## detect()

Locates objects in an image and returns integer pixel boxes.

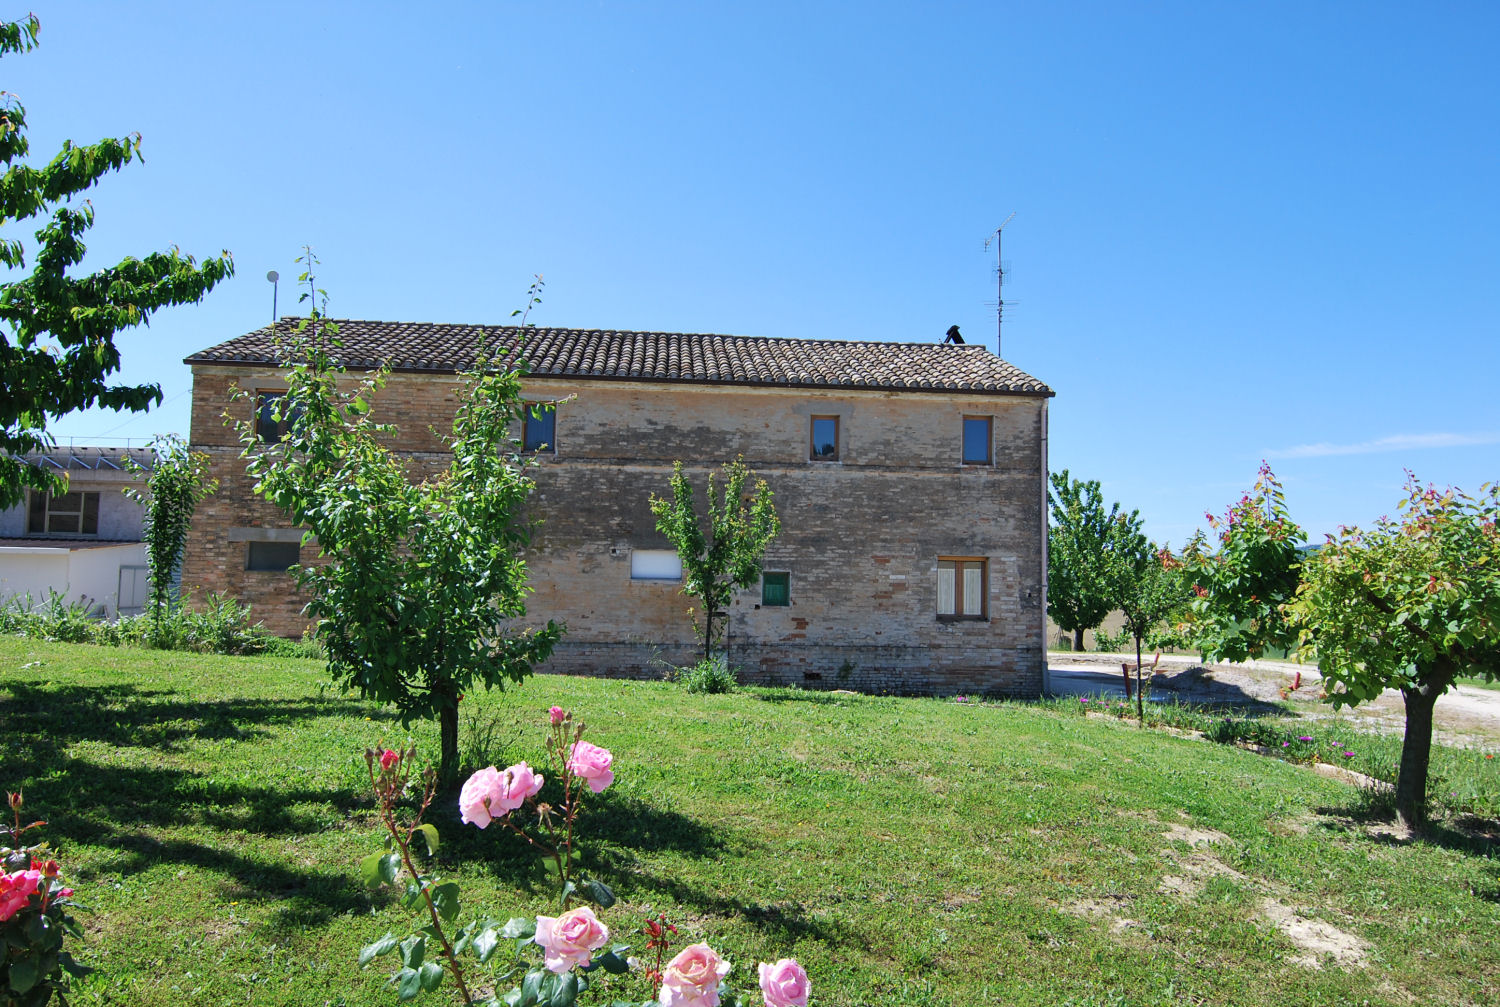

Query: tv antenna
[984,211,1016,357]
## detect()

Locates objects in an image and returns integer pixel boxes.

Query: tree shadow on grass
[1,679,397,756]
[1313,799,1500,867]
[433,789,730,886]
[750,689,861,706]
[599,862,862,950]
[2,678,390,929]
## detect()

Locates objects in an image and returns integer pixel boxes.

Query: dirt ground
[1046,652,1500,750]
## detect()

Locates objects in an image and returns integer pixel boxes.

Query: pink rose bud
[759,959,810,1007]
[534,905,610,973]
[567,740,615,793]
[549,706,567,725]
[659,943,732,1007]
[379,749,399,771]
[458,766,503,828]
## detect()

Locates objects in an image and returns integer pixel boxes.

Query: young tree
[1291,476,1500,828]
[1109,533,1189,722]
[0,15,233,509]
[649,458,780,663]
[1182,463,1306,662]
[240,265,561,784]
[123,436,217,638]
[1047,470,1141,651]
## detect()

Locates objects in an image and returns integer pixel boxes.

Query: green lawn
[3,637,1498,1007]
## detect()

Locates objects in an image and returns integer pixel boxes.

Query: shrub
[676,658,738,695]
[1093,628,1131,653]
[0,590,291,657]
[1,792,90,1006]
[359,708,808,1007]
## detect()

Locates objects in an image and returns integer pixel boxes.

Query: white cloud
[1266,432,1500,459]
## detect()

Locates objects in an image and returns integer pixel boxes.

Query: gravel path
[1047,652,1500,747]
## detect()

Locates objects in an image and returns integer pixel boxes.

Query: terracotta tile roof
[185,319,1053,396]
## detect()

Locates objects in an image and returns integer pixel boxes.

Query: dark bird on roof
[944,325,964,345]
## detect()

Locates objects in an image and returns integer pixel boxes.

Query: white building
[0,447,152,617]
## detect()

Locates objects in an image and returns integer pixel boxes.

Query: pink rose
[549,706,567,725]
[0,869,41,922]
[495,761,545,813]
[659,943,731,1007]
[758,959,809,1007]
[379,749,399,771]
[567,741,614,793]
[534,905,610,973]
[459,766,503,828]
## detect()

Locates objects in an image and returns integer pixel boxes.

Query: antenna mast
[984,211,1016,357]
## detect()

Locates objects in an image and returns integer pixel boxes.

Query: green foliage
[0,588,284,656]
[238,259,562,782]
[1182,463,1306,663]
[1291,475,1500,825]
[1046,471,1142,648]
[674,657,738,695]
[1092,627,1131,653]
[0,793,91,1007]
[0,14,233,510]
[123,436,217,638]
[649,458,780,661]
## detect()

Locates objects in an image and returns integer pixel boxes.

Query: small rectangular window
[523,403,556,453]
[26,491,100,536]
[962,416,992,465]
[762,571,790,606]
[246,541,300,572]
[630,549,682,581]
[256,391,302,444]
[810,415,839,461]
[937,557,987,619]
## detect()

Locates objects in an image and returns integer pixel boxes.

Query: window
[246,541,300,572]
[937,557,987,619]
[762,571,790,606]
[27,491,100,535]
[630,549,682,581]
[962,416,992,465]
[810,415,839,461]
[523,402,556,453]
[256,391,302,444]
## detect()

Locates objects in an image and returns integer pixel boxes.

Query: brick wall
[183,365,1049,696]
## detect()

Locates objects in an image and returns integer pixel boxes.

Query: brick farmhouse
[183,321,1055,696]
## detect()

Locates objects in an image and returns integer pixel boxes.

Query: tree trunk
[1395,660,1454,829]
[1134,634,1144,724]
[703,606,715,662]
[1074,627,1085,653]
[438,696,460,789]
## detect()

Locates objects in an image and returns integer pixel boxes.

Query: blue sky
[12,1,1498,544]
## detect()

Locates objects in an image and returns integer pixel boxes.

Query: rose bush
[357,710,811,1007]
[1,792,90,1007]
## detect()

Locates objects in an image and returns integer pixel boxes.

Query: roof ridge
[255,318,999,352]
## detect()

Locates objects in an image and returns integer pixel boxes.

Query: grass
[1046,695,1500,820]
[2,637,1498,1006]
